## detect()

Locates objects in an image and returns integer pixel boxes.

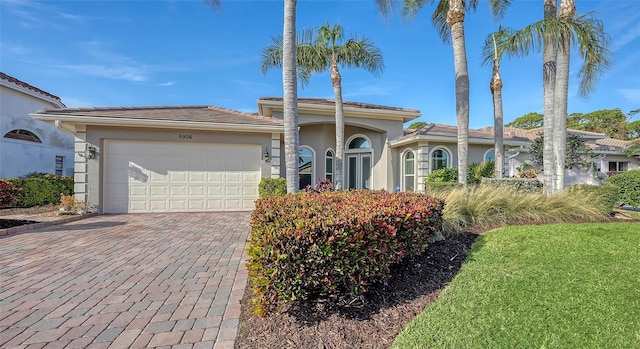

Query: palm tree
[482,28,514,178]
[206,0,300,193]
[261,23,384,190]
[499,1,610,193]
[282,0,299,193]
[377,0,511,186]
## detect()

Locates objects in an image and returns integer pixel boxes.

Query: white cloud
[617,88,640,104]
[61,96,96,108]
[63,64,148,82]
[156,81,176,87]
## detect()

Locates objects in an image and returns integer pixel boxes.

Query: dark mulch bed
[0,219,39,229]
[235,231,478,349]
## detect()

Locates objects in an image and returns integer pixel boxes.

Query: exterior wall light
[264,147,270,162]
[87,145,97,159]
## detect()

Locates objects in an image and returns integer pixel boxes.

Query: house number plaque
[178,134,193,140]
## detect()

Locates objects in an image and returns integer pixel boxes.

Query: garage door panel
[104,140,260,213]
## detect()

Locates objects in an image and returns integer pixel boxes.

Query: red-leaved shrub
[0,180,21,208]
[247,190,444,317]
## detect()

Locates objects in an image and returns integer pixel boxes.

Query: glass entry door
[347,154,372,189]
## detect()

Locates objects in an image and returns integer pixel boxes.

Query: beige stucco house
[30,97,639,214]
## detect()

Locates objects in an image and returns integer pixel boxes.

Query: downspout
[55,120,76,137]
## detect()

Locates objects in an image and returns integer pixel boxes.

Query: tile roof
[35,105,283,127]
[259,97,420,113]
[1,72,63,103]
[398,123,531,142]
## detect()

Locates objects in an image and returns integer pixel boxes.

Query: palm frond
[488,0,511,21]
[499,14,610,98]
[203,0,220,9]
[376,0,395,18]
[339,37,385,76]
[431,0,450,44]
[402,0,429,20]
[481,26,515,67]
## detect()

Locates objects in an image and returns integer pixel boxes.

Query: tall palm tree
[499,1,610,193]
[282,0,299,193]
[377,0,511,186]
[482,28,514,179]
[543,0,558,193]
[261,23,384,190]
[552,0,575,192]
[206,0,300,193]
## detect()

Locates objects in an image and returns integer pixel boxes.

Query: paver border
[0,213,99,237]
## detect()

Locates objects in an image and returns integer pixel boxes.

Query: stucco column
[270,133,281,178]
[417,144,429,193]
[73,125,88,203]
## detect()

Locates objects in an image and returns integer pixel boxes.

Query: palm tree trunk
[330,58,345,190]
[542,0,558,193]
[553,0,576,192]
[447,0,469,186]
[490,49,504,178]
[283,0,299,193]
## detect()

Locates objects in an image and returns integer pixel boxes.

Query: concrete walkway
[0,212,250,349]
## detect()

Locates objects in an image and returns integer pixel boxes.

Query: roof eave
[257,99,421,122]
[30,113,284,133]
[389,135,531,148]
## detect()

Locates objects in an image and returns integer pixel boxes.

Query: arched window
[299,146,314,190]
[402,150,415,192]
[348,137,370,150]
[431,147,450,171]
[325,149,334,182]
[484,149,495,162]
[3,129,42,143]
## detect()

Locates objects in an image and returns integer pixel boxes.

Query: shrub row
[425,161,495,185]
[606,170,640,208]
[480,177,543,194]
[247,190,444,317]
[4,174,74,207]
[0,180,21,208]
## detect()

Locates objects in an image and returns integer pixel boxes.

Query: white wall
[0,85,73,178]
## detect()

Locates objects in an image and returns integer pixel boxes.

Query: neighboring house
[503,127,640,185]
[29,97,640,214]
[0,72,73,178]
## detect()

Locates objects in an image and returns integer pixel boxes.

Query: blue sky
[1,0,638,128]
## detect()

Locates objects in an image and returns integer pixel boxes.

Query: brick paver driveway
[0,212,250,349]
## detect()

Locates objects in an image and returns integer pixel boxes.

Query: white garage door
[103,140,261,213]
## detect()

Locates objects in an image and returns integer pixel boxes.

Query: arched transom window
[4,129,42,143]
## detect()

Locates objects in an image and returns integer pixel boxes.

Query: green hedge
[258,178,287,197]
[480,178,543,194]
[566,184,619,214]
[426,162,495,185]
[6,175,74,207]
[606,170,640,208]
[248,190,444,317]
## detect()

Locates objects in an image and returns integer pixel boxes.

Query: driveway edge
[0,212,99,237]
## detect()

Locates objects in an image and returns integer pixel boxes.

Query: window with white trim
[484,149,495,162]
[608,161,628,173]
[55,156,64,175]
[431,148,450,171]
[325,149,334,182]
[4,129,42,143]
[403,150,415,192]
[299,147,314,190]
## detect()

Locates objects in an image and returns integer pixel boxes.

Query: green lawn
[393,222,640,349]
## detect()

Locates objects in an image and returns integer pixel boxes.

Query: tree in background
[530,133,595,169]
[262,22,384,190]
[506,112,544,130]
[408,121,428,129]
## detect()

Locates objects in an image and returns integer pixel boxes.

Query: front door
[347,154,371,189]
